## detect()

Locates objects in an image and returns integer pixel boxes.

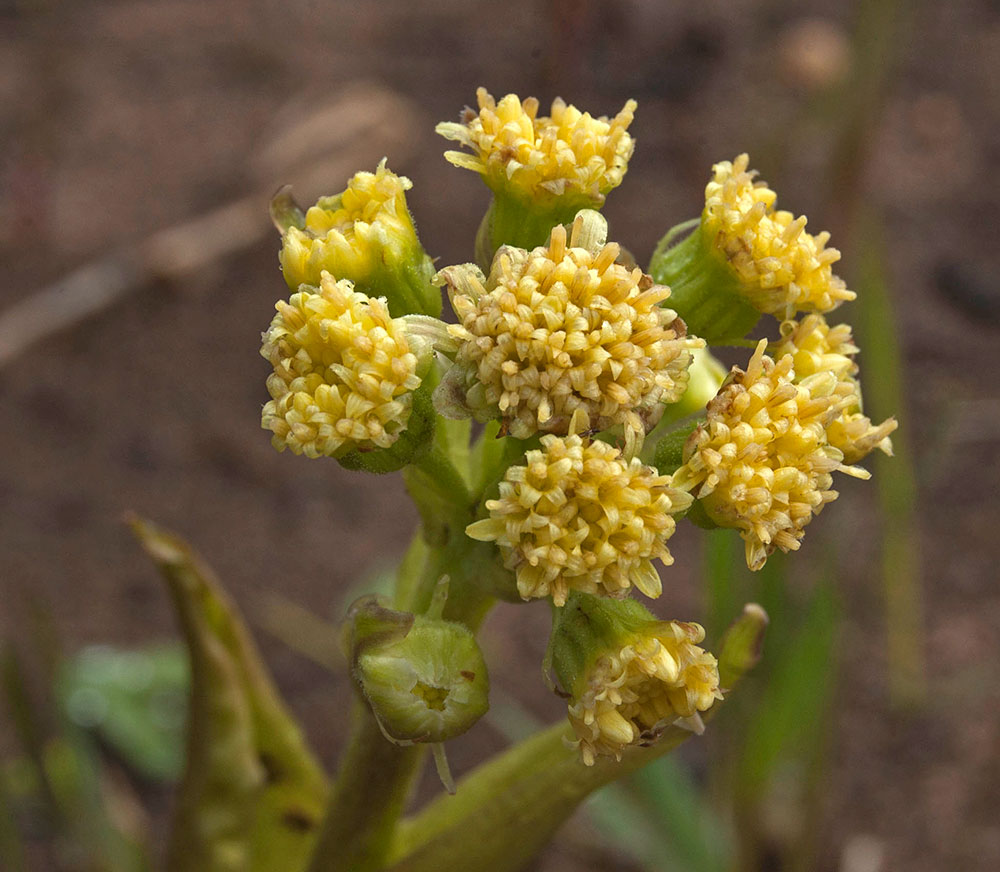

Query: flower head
[772,314,898,463]
[436,88,636,209]
[261,273,425,459]
[437,210,700,451]
[466,434,692,606]
[672,339,868,571]
[277,160,439,316]
[568,619,721,765]
[702,154,855,317]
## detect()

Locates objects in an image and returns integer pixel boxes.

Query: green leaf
[59,644,188,781]
[625,756,732,872]
[736,578,838,797]
[2,643,152,872]
[130,516,329,872]
[854,210,925,708]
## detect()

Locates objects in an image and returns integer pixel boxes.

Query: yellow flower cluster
[568,621,722,765]
[261,274,422,458]
[673,340,869,571]
[279,159,423,293]
[438,211,700,450]
[436,88,637,207]
[703,154,856,317]
[772,314,898,463]
[466,434,692,606]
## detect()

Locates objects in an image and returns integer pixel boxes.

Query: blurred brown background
[2,0,998,870]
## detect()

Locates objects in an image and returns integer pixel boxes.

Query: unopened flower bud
[347,596,489,745]
[276,159,441,317]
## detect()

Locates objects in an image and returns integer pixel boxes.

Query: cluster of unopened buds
[260,86,896,772]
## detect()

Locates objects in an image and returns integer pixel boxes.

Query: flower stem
[306,701,425,872]
[383,721,694,872]
[403,443,473,544]
[475,191,586,270]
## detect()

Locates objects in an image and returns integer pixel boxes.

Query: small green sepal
[548,593,658,699]
[649,221,761,345]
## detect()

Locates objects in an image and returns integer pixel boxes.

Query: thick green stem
[410,443,472,510]
[384,721,695,872]
[307,702,425,872]
[403,444,474,546]
[392,530,431,613]
[311,407,519,872]
[406,527,500,628]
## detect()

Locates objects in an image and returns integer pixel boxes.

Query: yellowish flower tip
[279,159,422,291]
[568,620,722,766]
[439,210,703,448]
[772,314,898,463]
[703,154,856,317]
[436,87,637,207]
[260,273,422,458]
[466,434,693,606]
[672,339,870,571]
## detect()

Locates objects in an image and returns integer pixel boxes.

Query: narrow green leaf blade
[626,756,732,872]
[131,516,329,872]
[736,578,839,797]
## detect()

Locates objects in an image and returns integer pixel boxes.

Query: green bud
[717,603,769,689]
[347,597,489,745]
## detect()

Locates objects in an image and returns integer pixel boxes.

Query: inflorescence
[466,434,692,606]
[258,89,896,766]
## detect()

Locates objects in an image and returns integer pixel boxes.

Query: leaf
[130,516,329,872]
[736,577,839,798]
[854,211,926,708]
[2,642,152,872]
[59,644,188,781]
[625,756,733,872]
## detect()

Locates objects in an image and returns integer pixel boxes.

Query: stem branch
[307,702,425,872]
